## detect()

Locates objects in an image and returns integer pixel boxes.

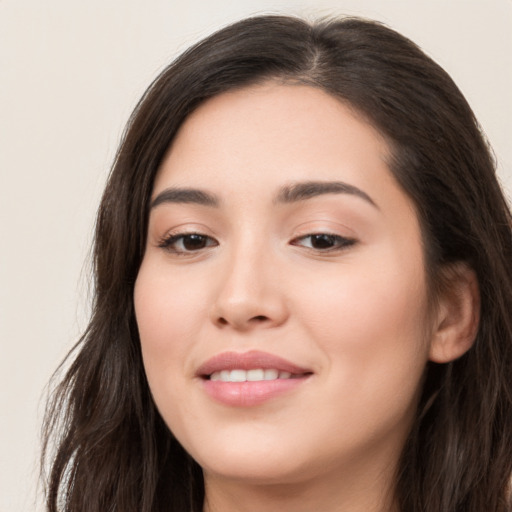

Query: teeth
[230,369,246,382]
[209,368,295,382]
[264,369,278,380]
[247,369,264,381]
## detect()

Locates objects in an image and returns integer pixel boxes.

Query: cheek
[135,258,209,340]
[134,265,212,444]
[133,260,208,394]
[295,249,431,409]
[300,255,428,335]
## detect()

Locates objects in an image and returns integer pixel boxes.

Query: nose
[210,246,289,331]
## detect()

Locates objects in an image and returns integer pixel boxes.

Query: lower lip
[201,377,309,407]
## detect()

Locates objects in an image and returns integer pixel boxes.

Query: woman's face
[134,83,435,488]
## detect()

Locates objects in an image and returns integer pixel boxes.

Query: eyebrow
[275,181,378,209]
[151,187,219,209]
[150,180,377,210]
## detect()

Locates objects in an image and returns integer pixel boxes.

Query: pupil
[183,234,206,250]
[312,234,335,249]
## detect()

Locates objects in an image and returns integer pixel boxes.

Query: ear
[429,262,480,363]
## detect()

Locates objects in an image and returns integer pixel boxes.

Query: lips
[197,350,311,378]
[196,350,312,407]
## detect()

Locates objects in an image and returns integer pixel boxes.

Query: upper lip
[196,350,311,377]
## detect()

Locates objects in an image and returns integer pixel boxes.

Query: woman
[42,15,512,512]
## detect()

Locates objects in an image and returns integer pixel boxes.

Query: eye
[158,233,218,254]
[290,233,356,251]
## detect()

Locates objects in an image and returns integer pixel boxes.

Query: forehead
[154,83,393,195]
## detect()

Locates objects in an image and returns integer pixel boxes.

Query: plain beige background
[1,1,511,511]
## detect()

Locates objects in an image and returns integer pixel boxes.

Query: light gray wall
[1,1,510,510]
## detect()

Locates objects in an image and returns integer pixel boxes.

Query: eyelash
[158,232,218,255]
[158,231,356,255]
[290,233,356,252]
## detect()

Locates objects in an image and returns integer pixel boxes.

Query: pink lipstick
[196,350,312,407]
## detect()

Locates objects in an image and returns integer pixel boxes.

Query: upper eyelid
[156,224,218,242]
[157,233,219,256]
[290,216,357,235]
[158,231,217,245]
[291,230,350,239]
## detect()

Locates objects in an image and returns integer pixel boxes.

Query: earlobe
[429,262,480,364]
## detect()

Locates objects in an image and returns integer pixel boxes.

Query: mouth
[197,350,313,407]
[208,368,308,382]
[197,349,312,379]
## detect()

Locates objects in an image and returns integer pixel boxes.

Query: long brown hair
[42,15,512,512]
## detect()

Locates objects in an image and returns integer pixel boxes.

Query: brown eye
[310,234,338,249]
[181,234,209,250]
[291,233,356,252]
[159,233,218,254]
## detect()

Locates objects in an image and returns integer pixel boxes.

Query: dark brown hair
[42,15,512,512]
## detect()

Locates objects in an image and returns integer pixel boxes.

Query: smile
[197,350,313,406]
[209,369,300,382]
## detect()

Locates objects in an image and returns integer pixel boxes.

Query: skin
[134,83,472,512]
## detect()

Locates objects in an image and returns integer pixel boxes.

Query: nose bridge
[211,232,287,330]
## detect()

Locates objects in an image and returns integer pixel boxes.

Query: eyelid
[288,218,358,247]
[157,229,219,255]
[290,232,357,252]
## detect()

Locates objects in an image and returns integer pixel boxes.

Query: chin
[200,456,312,486]
[182,429,329,486]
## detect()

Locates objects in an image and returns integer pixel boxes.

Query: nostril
[213,312,277,329]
